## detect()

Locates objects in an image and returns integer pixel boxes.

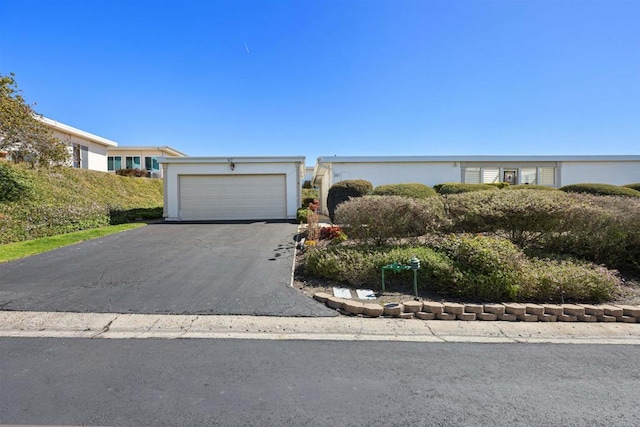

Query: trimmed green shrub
[436,183,500,194]
[302,188,318,202]
[560,183,640,198]
[372,183,437,199]
[327,179,373,222]
[624,183,640,192]
[0,162,33,202]
[508,184,559,191]
[297,207,312,223]
[443,190,576,248]
[303,245,454,288]
[433,234,527,300]
[109,207,163,224]
[522,258,618,303]
[544,194,640,273]
[301,234,620,302]
[335,195,446,245]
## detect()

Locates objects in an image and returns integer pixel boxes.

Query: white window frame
[461,164,557,187]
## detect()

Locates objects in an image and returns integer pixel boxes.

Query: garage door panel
[179,175,286,221]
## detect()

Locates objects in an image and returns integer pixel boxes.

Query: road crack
[91,315,119,339]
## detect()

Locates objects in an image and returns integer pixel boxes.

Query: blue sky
[1,0,638,161]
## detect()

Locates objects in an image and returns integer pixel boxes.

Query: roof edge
[39,116,118,147]
[108,146,188,156]
[317,155,640,163]
[159,156,306,164]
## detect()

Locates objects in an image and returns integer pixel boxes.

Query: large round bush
[443,189,575,247]
[326,179,373,222]
[335,195,446,245]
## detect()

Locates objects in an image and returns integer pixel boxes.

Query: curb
[1,311,640,344]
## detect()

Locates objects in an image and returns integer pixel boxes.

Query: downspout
[161,162,169,218]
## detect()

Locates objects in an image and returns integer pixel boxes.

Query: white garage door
[179,174,287,221]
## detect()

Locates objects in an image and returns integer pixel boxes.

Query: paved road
[0,223,334,317]
[1,338,638,426]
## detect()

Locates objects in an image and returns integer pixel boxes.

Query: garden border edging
[313,293,640,323]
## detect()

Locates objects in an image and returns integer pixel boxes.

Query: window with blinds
[482,168,499,183]
[464,167,481,184]
[521,168,537,185]
[539,167,555,186]
[462,166,557,186]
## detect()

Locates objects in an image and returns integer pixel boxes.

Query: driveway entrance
[0,223,335,317]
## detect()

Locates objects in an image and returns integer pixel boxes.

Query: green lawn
[0,223,146,263]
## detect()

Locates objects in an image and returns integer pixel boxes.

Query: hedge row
[330,190,640,273]
[560,183,640,198]
[303,235,619,303]
[372,183,437,199]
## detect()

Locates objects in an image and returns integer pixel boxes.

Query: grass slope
[0,162,163,244]
[0,223,146,263]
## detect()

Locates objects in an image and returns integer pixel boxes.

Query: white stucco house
[312,155,640,215]
[160,156,305,221]
[40,117,118,171]
[106,146,187,178]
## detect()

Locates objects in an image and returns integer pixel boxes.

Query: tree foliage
[0,72,69,166]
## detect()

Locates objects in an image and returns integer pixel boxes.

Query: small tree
[0,72,69,167]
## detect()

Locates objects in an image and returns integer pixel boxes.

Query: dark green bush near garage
[560,183,640,198]
[372,183,437,199]
[108,207,163,224]
[326,179,373,222]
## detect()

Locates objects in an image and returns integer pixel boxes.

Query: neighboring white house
[160,156,305,221]
[106,146,187,178]
[303,166,314,187]
[313,155,640,215]
[40,117,118,172]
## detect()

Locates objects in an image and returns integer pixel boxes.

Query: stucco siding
[315,161,461,215]
[560,161,640,187]
[329,162,461,187]
[53,130,109,172]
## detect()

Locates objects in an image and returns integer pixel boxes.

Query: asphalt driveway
[0,223,336,317]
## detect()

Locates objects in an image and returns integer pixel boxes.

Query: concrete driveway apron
[0,223,336,317]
